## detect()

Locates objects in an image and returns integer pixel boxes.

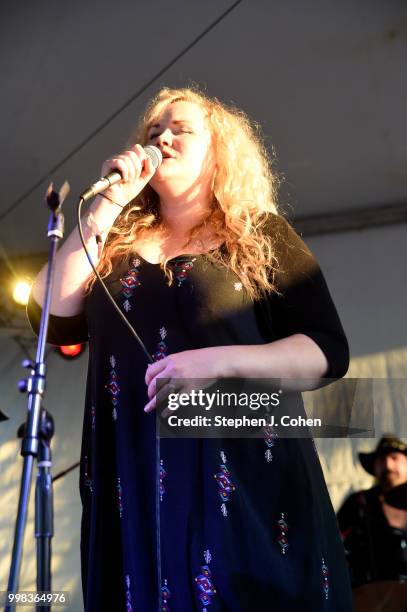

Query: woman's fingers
[144,378,176,413]
[140,154,155,180]
[101,144,152,187]
[132,144,157,180]
[102,156,130,182]
[147,368,170,400]
[124,149,143,182]
[96,143,158,206]
[145,358,167,387]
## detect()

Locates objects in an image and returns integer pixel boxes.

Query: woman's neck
[158,191,213,236]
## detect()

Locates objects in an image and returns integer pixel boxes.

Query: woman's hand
[144,347,223,413]
[143,337,331,413]
[100,144,156,207]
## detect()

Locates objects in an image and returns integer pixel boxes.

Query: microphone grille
[144,145,163,169]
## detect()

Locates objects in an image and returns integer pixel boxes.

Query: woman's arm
[210,334,329,384]
[257,214,350,380]
[144,337,329,409]
[31,144,156,316]
[145,215,349,405]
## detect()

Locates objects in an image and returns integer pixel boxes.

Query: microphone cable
[76,195,154,364]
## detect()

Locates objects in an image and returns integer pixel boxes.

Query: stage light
[12,280,32,306]
[57,344,85,359]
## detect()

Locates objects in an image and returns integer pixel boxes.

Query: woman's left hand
[144,347,225,413]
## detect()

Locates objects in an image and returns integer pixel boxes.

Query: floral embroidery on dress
[195,549,216,610]
[160,459,166,501]
[91,405,96,432]
[173,258,196,287]
[234,282,242,291]
[276,512,289,554]
[153,327,168,361]
[120,258,142,312]
[124,574,133,611]
[161,578,171,611]
[263,424,278,463]
[83,455,93,494]
[214,451,235,517]
[321,557,329,600]
[117,476,123,518]
[106,355,120,421]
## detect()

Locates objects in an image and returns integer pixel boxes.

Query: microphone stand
[5,183,68,612]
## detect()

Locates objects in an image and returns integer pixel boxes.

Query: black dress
[28,214,353,611]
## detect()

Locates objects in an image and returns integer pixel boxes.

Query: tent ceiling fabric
[1,0,406,256]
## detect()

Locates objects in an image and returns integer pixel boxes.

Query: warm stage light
[58,344,84,359]
[12,280,32,306]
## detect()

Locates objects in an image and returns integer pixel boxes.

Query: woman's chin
[151,164,175,180]
[150,167,186,190]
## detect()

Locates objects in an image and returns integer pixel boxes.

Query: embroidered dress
[28,214,352,611]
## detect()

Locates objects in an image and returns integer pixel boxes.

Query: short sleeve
[259,214,349,378]
[26,295,89,346]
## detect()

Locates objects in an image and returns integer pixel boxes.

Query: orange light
[58,344,84,359]
[12,280,32,306]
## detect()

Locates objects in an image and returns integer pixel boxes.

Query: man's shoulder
[345,485,380,504]
[351,485,379,496]
[338,486,380,517]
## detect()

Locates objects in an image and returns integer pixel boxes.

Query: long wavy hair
[90,86,284,300]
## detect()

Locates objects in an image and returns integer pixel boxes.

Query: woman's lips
[161,149,176,159]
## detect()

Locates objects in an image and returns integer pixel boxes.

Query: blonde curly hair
[90,86,284,300]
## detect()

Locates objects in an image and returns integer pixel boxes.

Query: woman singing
[28,87,352,611]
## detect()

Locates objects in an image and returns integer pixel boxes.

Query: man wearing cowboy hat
[337,435,407,587]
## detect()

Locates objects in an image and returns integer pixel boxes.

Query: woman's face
[146,100,215,194]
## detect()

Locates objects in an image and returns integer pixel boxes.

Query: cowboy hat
[359,435,407,476]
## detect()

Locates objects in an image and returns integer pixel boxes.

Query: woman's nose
[156,128,173,146]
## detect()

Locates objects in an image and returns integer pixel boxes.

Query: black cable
[77,196,153,363]
[53,461,80,482]
[27,200,156,489]
[0,0,243,224]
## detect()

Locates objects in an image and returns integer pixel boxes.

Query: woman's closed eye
[149,128,192,139]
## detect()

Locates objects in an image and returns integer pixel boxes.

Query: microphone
[80,145,162,202]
